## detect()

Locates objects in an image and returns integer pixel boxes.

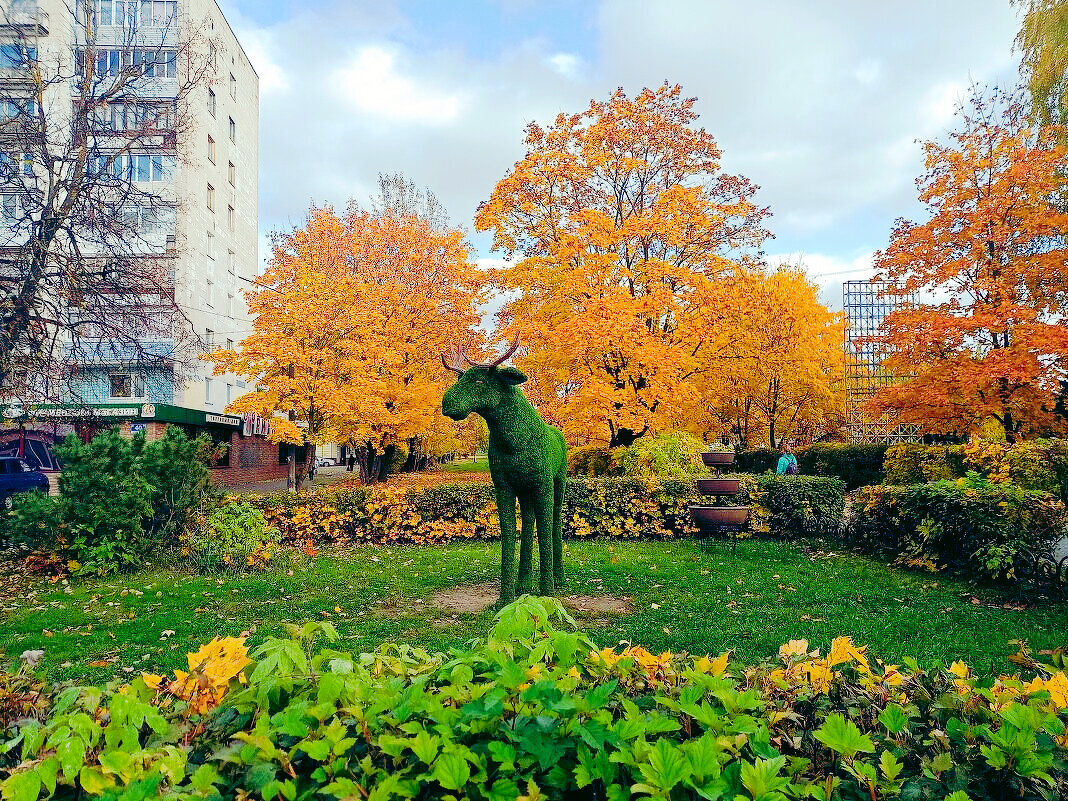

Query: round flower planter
[688,505,750,527]
[695,477,740,495]
[701,451,736,468]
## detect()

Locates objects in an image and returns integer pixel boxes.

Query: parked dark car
[0,456,49,508]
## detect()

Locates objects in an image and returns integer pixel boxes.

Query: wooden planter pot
[702,451,736,468]
[688,505,750,528]
[695,477,741,495]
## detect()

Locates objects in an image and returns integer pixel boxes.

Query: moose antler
[440,349,465,376]
[462,336,521,369]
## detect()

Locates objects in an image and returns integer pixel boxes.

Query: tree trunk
[610,426,646,448]
[402,437,420,472]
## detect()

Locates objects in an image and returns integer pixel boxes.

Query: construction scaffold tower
[843,280,921,444]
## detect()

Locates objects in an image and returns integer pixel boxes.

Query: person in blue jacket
[776,442,799,475]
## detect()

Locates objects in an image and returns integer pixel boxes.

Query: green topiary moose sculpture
[441,338,566,604]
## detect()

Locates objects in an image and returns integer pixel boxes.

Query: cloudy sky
[216,0,1022,308]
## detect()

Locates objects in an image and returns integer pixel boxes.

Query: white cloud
[332,46,465,125]
[768,251,877,310]
[547,52,580,77]
[237,28,289,94]
[225,0,1023,288]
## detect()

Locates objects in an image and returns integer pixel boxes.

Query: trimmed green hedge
[736,443,887,488]
[849,477,1067,582]
[249,475,847,545]
[883,443,966,485]
[737,475,847,538]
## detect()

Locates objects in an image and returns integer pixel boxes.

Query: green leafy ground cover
[3,539,1065,684]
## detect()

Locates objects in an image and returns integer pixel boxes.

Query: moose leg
[495,485,518,606]
[516,497,535,595]
[552,472,565,586]
[534,484,556,596]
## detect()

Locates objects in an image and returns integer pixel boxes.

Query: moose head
[440,338,527,421]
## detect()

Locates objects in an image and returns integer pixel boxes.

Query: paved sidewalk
[226,464,358,495]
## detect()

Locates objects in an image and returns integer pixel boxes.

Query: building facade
[0,0,294,484]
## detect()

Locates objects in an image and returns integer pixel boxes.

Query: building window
[206,230,215,258]
[228,117,235,142]
[227,205,235,231]
[94,101,175,132]
[207,134,215,164]
[227,250,235,274]
[0,44,36,69]
[77,48,177,78]
[228,161,235,186]
[109,373,131,399]
[226,338,234,351]
[206,183,215,211]
[94,2,177,28]
[226,383,233,404]
[206,281,214,307]
[207,88,216,118]
[229,72,236,99]
[92,153,175,182]
[204,377,212,404]
[227,293,234,317]
[0,194,20,225]
[205,328,215,347]
[0,98,37,119]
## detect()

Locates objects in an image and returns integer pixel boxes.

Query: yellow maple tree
[703,266,845,448]
[206,204,483,482]
[475,83,770,447]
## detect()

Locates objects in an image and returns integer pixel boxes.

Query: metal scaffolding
[843,281,921,444]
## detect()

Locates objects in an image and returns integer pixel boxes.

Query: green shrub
[3,491,60,548]
[566,445,622,476]
[184,501,280,573]
[796,442,888,488]
[850,474,1066,582]
[737,475,847,538]
[736,444,887,487]
[0,427,221,574]
[619,431,705,477]
[136,425,221,541]
[735,448,777,473]
[965,438,1068,502]
[3,598,1066,801]
[53,430,154,575]
[883,442,965,485]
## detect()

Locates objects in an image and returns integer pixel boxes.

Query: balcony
[0,9,48,37]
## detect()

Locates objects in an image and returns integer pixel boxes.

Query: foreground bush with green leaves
[850,474,1066,582]
[3,597,1067,800]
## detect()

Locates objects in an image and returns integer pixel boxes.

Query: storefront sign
[242,413,272,438]
[206,413,241,427]
[131,423,147,434]
[35,407,139,419]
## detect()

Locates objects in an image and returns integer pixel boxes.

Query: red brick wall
[212,434,296,487]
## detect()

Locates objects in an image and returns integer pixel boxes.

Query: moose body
[441,345,566,603]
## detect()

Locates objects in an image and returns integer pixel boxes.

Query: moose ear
[496,366,528,385]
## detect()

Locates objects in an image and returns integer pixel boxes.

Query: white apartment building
[0,0,263,470]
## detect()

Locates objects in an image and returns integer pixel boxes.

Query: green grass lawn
[3,538,1065,683]
[441,455,490,473]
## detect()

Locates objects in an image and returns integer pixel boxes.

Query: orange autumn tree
[475,83,770,447]
[870,88,1068,440]
[207,204,482,484]
[706,266,845,448]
